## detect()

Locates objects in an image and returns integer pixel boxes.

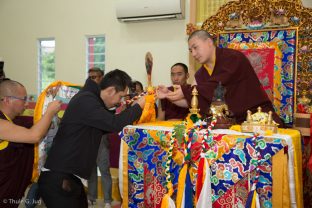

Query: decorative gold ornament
[207,82,234,129]
[210,103,229,118]
[298,90,311,105]
[189,86,200,114]
[241,107,279,134]
[225,11,245,30]
[186,23,199,35]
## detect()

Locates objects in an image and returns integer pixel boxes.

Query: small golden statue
[207,82,235,129]
[189,86,200,115]
[241,107,278,134]
[298,90,311,106]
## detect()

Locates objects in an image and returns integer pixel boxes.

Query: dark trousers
[38,171,88,208]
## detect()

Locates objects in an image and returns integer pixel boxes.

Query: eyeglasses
[1,96,28,102]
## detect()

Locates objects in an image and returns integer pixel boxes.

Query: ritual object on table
[136,52,156,124]
[186,86,208,129]
[241,106,278,134]
[207,82,235,129]
[189,86,200,115]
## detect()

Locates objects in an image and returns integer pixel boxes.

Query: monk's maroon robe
[161,86,190,120]
[0,112,34,208]
[182,47,284,126]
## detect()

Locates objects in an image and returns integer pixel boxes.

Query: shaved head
[188,30,213,42]
[0,80,25,98]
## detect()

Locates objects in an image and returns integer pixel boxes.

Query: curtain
[196,0,232,25]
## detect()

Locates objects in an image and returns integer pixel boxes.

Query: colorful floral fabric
[219,29,297,125]
[32,81,81,180]
[120,126,287,207]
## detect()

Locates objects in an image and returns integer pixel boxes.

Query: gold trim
[218,26,299,34]
[122,140,129,208]
[294,28,299,113]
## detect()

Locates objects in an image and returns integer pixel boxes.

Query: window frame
[86,35,106,76]
[37,38,56,94]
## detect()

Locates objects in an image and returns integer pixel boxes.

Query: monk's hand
[156,85,169,99]
[46,100,62,115]
[166,85,184,101]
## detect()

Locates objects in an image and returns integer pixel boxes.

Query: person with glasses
[0,79,61,208]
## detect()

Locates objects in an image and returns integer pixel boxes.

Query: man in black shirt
[38,69,145,208]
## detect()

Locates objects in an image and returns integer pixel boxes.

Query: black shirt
[45,79,142,179]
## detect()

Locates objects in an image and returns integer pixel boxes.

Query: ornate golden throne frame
[188,0,312,126]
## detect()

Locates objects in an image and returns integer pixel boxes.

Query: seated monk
[157,30,284,127]
[157,63,190,121]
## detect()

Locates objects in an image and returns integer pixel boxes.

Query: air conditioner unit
[116,0,185,22]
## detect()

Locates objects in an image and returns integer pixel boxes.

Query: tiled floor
[88,200,121,208]
[18,199,121,208]
[18,168,122,207]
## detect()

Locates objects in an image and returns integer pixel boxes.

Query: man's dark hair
[188,30,214,42]
[0,78,10,84]
[99,69,132,92]
[88,67,104,76]
[171,63,188,74]
[0,61,5,80]
[132,81,143,92]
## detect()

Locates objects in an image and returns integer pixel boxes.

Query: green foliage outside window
[41,51,55,91]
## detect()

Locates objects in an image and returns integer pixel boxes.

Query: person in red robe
[158,30,284,126]
[157,63,190,121]
[0,80,61,208]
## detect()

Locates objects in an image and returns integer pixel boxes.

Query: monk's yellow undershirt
[0,112,12,150]
[203,54,216,76]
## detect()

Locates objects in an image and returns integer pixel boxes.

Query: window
[86,36,105,73]
[38,39,55,93]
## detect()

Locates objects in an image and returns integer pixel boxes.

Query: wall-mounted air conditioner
[116,0,185,22]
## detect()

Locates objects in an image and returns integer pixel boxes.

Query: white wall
[0,0,190,95]
[302,0,312,8]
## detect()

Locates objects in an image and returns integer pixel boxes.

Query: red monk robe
[161,85,190,121]
[181,47,284,127]
[0,111,34,208]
